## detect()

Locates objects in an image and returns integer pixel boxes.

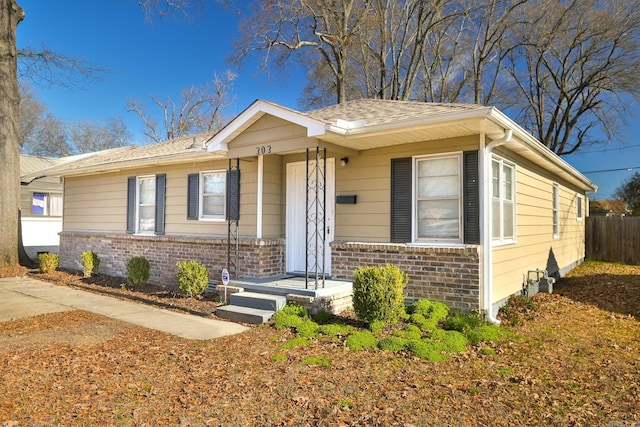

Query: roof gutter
[481,129,513,325]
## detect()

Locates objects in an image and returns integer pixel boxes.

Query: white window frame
[199,170,226,221]
[552,183,560,238]
[576,194,583,221]
[491,156,516,245]
[412,153,463,243]
[31,192,63,217]
[136,175,156,234]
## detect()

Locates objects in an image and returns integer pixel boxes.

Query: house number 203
[256,145,272,155]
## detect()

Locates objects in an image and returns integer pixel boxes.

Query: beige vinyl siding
[492,150,587,303]
[63,160,259,238]
[332,135,480,242]
[262,155,284,238]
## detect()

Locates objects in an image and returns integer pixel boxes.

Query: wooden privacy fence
[586,216,640,265]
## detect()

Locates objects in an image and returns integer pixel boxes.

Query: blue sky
[17,0,640,199]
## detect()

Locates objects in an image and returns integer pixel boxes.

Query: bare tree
[505,0,640,155]
[70,117,130,153]
[128,71,236,143]
[0,0,24,267]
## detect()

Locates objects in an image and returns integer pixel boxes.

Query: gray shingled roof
[306,99,485,127]
[22,131,218,179]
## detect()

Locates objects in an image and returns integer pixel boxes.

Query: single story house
[34,99,597,318]
[19,154,65,260]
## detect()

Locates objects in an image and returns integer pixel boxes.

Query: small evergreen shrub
[312,310,332,323]
[393,324,422,341]
[440,330,469,354]
[271,353,287,362]
[281,301,309,319]
[318,323,354,336]
[408,299,450,330]
[443,312,484,333]
[295,320,320,338]
[465,324,513,345]
[345,331,379,351]
[175,260,209,297]
[38,253,59,273]
[281,337,311,349]
[378,336,409,352]
[368,319,386,334]
[126,256,150,288]
[272,311,304,330]
[407,339,450,362]
[352,264,407,324]
[81,250,100,277]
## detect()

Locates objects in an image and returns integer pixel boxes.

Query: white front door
[286,159,335,275]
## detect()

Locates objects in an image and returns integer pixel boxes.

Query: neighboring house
[589,199,630,217]
[35,99,596,318]
[19,155,65,260]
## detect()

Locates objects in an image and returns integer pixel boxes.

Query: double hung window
[491,157,515,243]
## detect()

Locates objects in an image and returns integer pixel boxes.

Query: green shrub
[38,253,59,273]
[300,356,331,367]
[480,347,496,356]
[126,256,150,288]
[318,323,354,336]
[281,302,309,319]
[407,339,450,362]
[465,324,513,345]
[281,337,311,349]
[271,353,287,362]
[175,260,209,297]
[443,311,484,333]
[440,330,469,354]
[295,320,320,338]
[272,311,304,330]
[368,319,386,334]
[81,250,100,277]
[407,299,450,330]
[345,331,379,351]
[352,264,407,324]
[378,336,409,352]
[394,324,423,341]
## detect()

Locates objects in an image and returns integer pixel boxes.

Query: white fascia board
[207,100,327,153]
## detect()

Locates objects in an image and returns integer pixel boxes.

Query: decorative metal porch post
[305,147,327,289]
[227,158,240,279]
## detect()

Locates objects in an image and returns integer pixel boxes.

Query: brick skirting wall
[59,232,285,288]
[330,241,481,312]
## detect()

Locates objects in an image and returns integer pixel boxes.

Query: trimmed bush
[394,324,422,341]
[272,311,304,330]
[281,337,311,349]
[408,299,450,331]
[281,302,309,319]
[352,264,407,325]
[300,356,331,367]
[295,320,320,338]
[440,330,469,354]
[38,253,59,273]
[176,260,209,297]
[81,250,100,277]
[368,319,386,334]
[346,331,379,351]
[126,256,150,288]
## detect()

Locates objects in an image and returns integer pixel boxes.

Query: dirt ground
[0,261,638,426]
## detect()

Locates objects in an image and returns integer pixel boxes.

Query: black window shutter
[126,176,136,234]
[187,173,199,220]
[391,157,412,243]
[227,169,240,221]
[463,150,480,244]
[155,173,166,235]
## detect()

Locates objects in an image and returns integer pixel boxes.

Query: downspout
[481,129,513,324]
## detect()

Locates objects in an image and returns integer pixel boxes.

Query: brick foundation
[330,241,481,312]
[59,232,285,288]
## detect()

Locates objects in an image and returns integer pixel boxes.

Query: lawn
[0,261,638,426]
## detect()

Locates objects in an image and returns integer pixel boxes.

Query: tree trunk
[0,0,24,267]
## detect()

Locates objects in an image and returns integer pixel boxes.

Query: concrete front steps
[215,291,286,325]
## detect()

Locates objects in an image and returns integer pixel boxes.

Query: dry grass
[0,261,638,426]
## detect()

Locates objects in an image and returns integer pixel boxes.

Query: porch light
[340,157,349,166]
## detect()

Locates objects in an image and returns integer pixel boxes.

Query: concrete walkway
[0,277,248,340]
